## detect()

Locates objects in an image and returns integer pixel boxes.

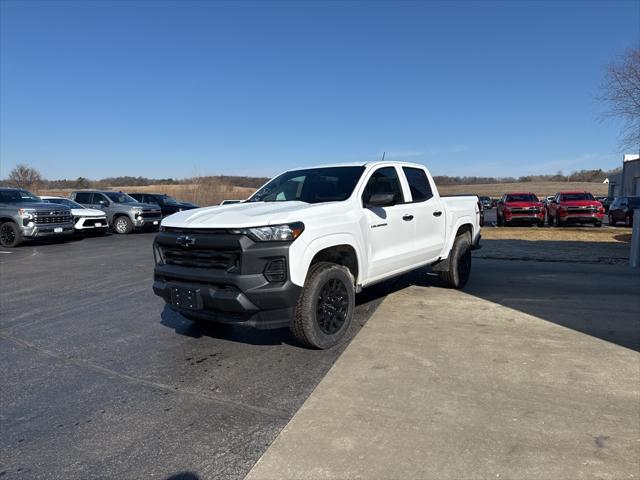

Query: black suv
[127,193,198,217]
[609,196,640,227]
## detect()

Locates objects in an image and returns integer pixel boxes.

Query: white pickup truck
[153,161,481,348]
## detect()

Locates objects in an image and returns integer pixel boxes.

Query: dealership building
[608,154,640,197]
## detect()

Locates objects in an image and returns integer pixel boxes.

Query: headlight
[233,222,304,242]
[132,207,143,214]
[18,208,34,219]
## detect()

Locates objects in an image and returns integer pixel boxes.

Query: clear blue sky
[1,0,638,180]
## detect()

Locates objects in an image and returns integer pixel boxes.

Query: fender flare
[440,215,474,260]
[289,233,365,287]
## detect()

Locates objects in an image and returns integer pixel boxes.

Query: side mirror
[366,192,396,208]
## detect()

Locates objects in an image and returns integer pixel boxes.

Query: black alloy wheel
[0,222,21,248]
[316,278,349,335]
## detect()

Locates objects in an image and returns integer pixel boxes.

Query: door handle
[433,211,443,217]
[402,214,414,221]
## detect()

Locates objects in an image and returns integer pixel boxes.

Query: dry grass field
[482,226,631,243]
[438,181,608,198]
[40,183,256,207]
[38,180,608,207]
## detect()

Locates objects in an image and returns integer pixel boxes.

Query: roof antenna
[381,151,386,161]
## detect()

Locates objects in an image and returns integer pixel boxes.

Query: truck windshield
[105,192,138,203]
[159,195,180,205]
[248,166,365,204]
[560,193,595,201]
[505,194,538,202]
[45,198,83,209]
[0,190,42,203]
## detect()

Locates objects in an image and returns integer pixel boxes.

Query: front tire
[291,262,355,349]
[438,232,472,289]
[609,214,616,226]
[113,216,133,234]
[0,221,23,248]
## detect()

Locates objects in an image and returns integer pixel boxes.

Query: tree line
[433,167,621,186]
[1,164,622,192]
[0,165,269,190]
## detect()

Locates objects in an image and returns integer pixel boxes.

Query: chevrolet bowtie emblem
[176,235,196,247]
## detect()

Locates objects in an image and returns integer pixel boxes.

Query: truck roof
[296,160,429,170]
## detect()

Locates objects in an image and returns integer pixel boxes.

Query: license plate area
[170,286,202,310]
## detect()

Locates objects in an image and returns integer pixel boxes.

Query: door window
[362,167,404,205]
[74,192,93,203]
[95,194,110,205]
[402,167,433,202]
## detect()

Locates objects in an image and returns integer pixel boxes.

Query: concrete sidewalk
[247,260,640,480]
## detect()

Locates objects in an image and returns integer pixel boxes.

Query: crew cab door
[400,166,446,262]
[361,166,416,280]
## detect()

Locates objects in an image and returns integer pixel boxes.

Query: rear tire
[537,220,545,228]
[113,216,133,234]
[291,262,355,349]
[497,214,503,227]
[625,215,631,227]
[438,232,472,289]
[594,222,602,228]
[609,214,616,226]
[0,221,23,248]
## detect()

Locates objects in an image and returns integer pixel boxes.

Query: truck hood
[162,201,336,228]
[70,208,106,217]
[3,202,70,212]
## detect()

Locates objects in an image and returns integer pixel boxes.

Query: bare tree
[7,164,43,190]
[599,48,640,151]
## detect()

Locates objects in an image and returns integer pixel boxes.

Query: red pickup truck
[546,191,604,227]
[496,192,545,227]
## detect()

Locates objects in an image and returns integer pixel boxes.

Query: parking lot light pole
[631,208,640,268]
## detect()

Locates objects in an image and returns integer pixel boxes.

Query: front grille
[511,207,540,214]
[34,210,72,224]
[160,246,240,270]
[139,212,161,219]
[566,206,597,213]
[83,218,107,227]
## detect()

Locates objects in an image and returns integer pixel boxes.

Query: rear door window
[402,167,433,202]
[74,192,93,203]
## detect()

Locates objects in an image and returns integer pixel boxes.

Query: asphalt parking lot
[1,231,639,479]
[0,232,384,480]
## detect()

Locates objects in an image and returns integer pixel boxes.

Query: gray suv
[70,190,162,234]
[0,187,74,247]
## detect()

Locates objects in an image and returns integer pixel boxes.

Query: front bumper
[558,213,604,224]
[134,216,162,228]
[152,231,302,329]
[21,222,75,238]
[505,212,545,222]
[75,217,109,230]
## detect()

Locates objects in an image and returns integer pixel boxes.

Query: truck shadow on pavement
[159,278,397,348]
[161,244,640,353]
